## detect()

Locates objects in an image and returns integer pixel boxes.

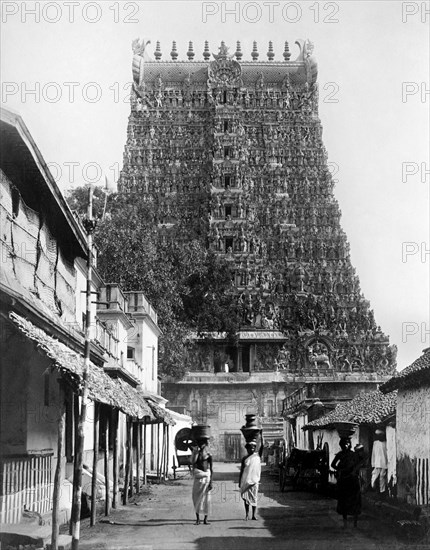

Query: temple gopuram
[118,39,397,460]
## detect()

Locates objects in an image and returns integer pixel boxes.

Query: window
[127,347,135,359]
[225,237,233,251]
[223,91,227,104]
[224,146,230,158]
[225,205,232,219]
[224,175,231,188]
[224,120,229,133]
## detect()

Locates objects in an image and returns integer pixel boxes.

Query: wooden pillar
[90,402,100,526]
[165,424,170,478]
[143,418,147,486]
[123,419,131,505]
[158,424,164,483]
[163,424,167,479]
[104,410,110,516]
[150,424,154,471]
[129,422,134,498]
[136,424,141,494]
[51,384,66,550]
[156,423,161,481]
[112,410,119,509]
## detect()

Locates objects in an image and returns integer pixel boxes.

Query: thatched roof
[10,312,174,423]
[303,389,397,430]
[380,348,430,393]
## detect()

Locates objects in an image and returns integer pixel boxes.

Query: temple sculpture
[118,39,396,459]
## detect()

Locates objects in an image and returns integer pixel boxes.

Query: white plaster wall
[397,386,430,460]
[296,414,309,450]
[83,400,95,452]
[386,425,397,485]
[128,317,159,393]
[168,412,192,474]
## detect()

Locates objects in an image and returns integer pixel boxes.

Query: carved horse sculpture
[307,345,331,368]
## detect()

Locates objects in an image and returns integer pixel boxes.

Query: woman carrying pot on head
[331,437,364,528]
[191,437,213,525]
[238,429,264,521]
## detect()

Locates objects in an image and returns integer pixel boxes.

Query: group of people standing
[191,430,264,524]
[191,428,387,528]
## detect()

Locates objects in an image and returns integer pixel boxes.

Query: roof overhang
[0,107,88,258]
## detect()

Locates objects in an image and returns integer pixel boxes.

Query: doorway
[241,345,250,372]
[224,433,242,462]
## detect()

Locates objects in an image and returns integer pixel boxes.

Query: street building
[0,108,187,537]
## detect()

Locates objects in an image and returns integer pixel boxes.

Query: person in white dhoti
[239,431,264,520]
[191,438,213,525]
[371,429,388,496]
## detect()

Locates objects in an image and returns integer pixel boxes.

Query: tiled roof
[380,349,430,392]
[10,312,157,421]
[304,390,397,430]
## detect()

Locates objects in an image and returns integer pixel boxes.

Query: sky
[1,0,429,371]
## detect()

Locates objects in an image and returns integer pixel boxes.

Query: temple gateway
[118,39,397,460]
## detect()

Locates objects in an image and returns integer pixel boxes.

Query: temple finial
[235,41,242,61]
[267,41,274,61]
[283,41,291,61]
[251,41,259,61]
[154,41,162,61]
[187,41,195,60]
[170,41,178,61]
[203,40,210,61]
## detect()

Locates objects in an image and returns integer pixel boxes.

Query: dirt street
[77,463,426,550]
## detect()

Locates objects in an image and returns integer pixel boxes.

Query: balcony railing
[95,318,119,359]
[126,358,142,381]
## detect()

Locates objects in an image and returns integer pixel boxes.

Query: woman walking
[191,437,213,525]
[239,430,264,521]
[331,437,363,528]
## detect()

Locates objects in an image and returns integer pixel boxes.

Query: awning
[144,397,176,426]
[10,312,155,420]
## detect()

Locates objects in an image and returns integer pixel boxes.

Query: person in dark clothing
[331,437,364,528]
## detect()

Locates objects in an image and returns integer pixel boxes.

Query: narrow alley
[77,464,425,550]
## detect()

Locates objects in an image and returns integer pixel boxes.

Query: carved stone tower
[118,39,396,459]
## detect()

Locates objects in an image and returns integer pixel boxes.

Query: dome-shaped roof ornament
[283,41,291,61]
[251,41,259,61]
[154,41,162,61]
[203,40,210,61]
[235,41,243,61]
[267,41,274,61]
[187,41,195,60]
[170,41,178,61]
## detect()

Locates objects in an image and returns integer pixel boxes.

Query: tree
[66,187,240,378]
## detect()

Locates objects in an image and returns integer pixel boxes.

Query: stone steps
[261,417,284,442]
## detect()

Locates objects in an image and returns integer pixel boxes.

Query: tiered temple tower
[118,39,397,459]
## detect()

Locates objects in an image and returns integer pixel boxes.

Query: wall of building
[128,316,159,393]
[1,326,60,455]
[163,381,288,461]
[396,385,430,505]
